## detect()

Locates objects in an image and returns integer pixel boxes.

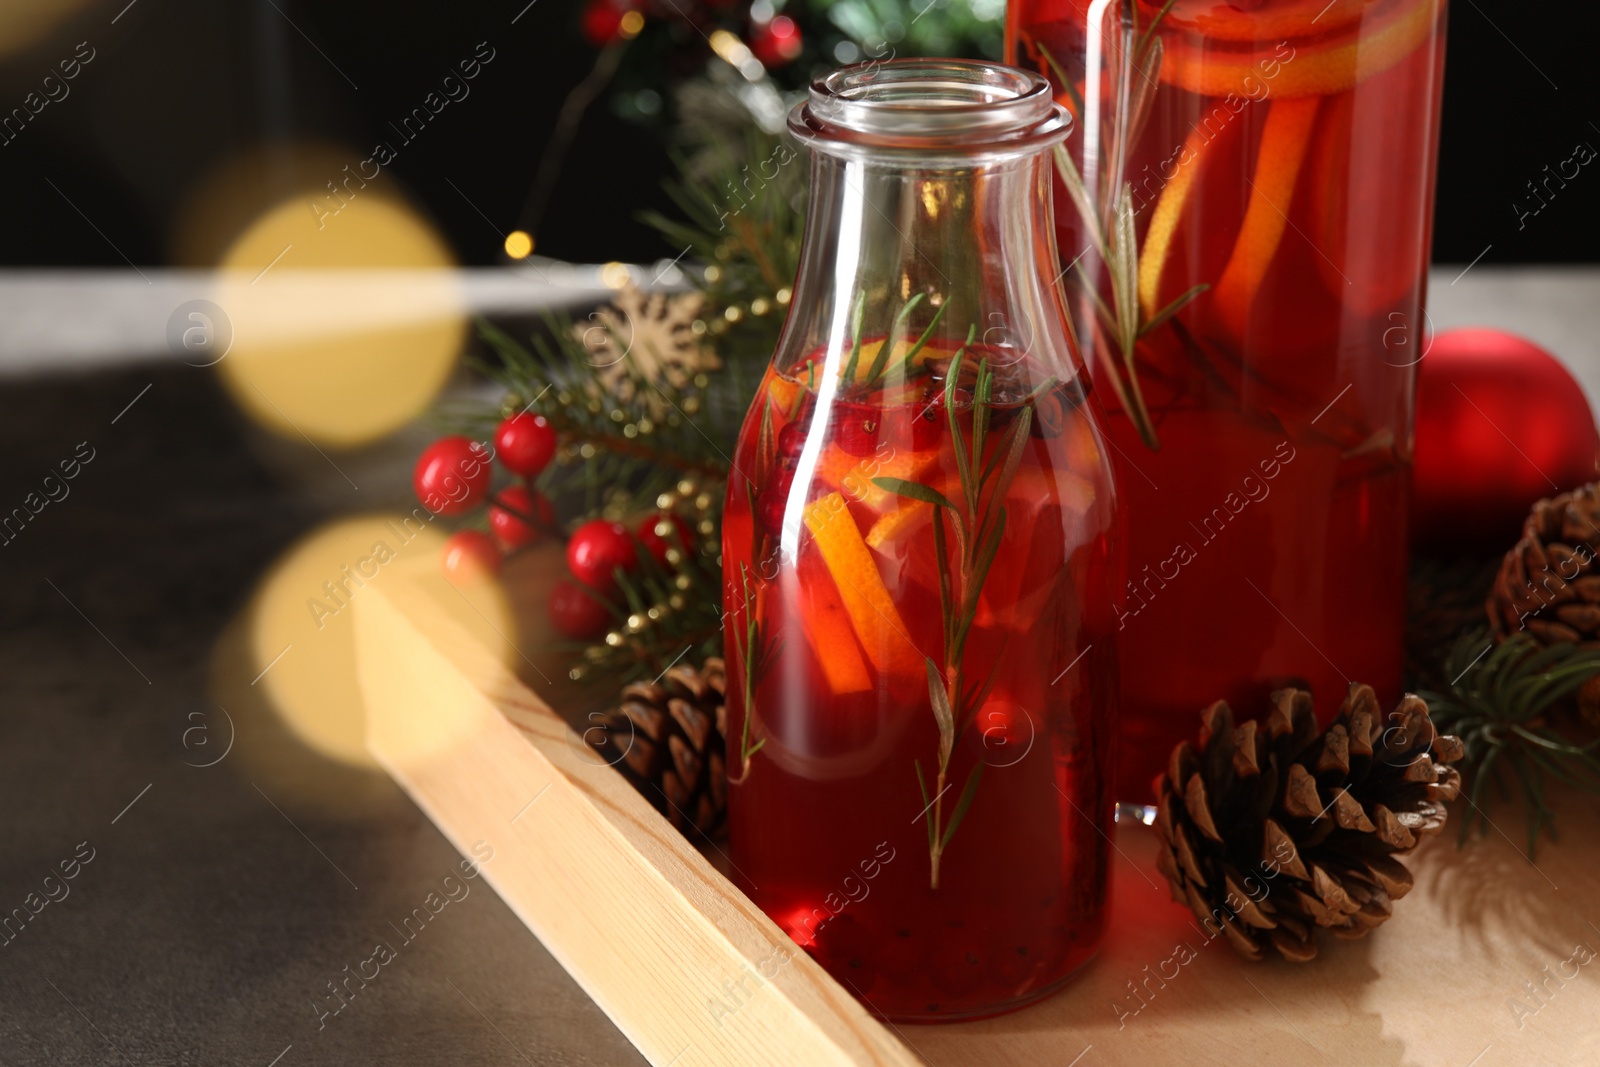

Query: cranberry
[566,520,638,590]
[549,578,611,639]
[440,530,502,584]
[638,513,693,567]
[832,401,885,457]
[777,421,808,460]
[494,411,559,477]
[414,436,493,516]
[755,470,796,535]
[489,485,556,552]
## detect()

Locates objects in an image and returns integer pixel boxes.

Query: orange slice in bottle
[848,337,963,386]
[1211,95,1321,340]
[794,550,873,697]
[1137,123,1214,318]
[1157,0,1441,101]
[817,442,937,512]
[1150,0,1367,42]
[767,373,800,418]
[803,492,922,679]
[865,499,932,553]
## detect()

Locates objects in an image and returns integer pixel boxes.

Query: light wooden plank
[355,572,921,1067]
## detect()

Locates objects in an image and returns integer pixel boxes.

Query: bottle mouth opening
[792,59,1070,153]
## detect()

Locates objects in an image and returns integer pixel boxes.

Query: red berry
[567,520,637,589]
[750,15,802,68]
[755,470,796,535]
[414,436,493,516]
[440,530,502,584]
[638,513,693,567]
[832,401,884,457]
[549,579,611,639]
[490,486,556,552]
[494,412,559,478]
[777,421,808,460]
[580,0,631,46]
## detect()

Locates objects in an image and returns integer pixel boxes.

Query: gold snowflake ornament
[574,285,721,415]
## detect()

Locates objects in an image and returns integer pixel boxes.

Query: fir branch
[1421,630,1600,857]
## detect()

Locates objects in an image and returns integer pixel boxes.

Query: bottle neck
[773,145,1076,384]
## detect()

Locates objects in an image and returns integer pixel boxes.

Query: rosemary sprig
[1421,630,1600,856]
[1036,9,1206,452]
[874,350,1036,889]
[729,561,772,782]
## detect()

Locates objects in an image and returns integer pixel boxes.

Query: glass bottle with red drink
[1005,0,1448,792]
[721,60,1121,1021]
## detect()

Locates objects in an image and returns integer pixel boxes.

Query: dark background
[0,0,1593,271]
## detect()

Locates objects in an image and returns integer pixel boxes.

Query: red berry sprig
[414,436,493,516]
[566,520,638,591]
[490,485,557,552]
[494,412,558,479]
[549,579,611,639]
[441,530,502,585]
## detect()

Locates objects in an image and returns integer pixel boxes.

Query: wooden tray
[355,556,1600,1067]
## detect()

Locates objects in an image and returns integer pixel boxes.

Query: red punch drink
[723,61,1121,1020]
[1006,0,1448,792]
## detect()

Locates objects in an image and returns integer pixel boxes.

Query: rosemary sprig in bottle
[874,348,1046,889]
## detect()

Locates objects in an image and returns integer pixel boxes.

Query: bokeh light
[214,514,511,772]
[504,229,534,259]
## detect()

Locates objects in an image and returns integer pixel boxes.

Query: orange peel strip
[1152,0,1366,43]
[865,500,931,552]
[803,492,921,679]
[1158,0,1439,100]
[1137,122,1215,317]
[1212,95,1321,339]
[797,562,873,696]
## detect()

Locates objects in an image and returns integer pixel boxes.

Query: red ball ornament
[567,519,638,589]
[489,486,556,552]
[494,412,558,478]
[750,15,802,68]
[581,0,633,46]
[638,513,693,567]
[441,530,502,584]
[414,436,492,516]
[1414,328,1600,545]
[549,579,611,640]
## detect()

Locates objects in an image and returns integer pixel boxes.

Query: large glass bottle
[1005,0,1448,792]
[721,60,1120,1021]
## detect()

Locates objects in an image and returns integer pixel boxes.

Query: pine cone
[586,657,728,836]
[1487,483,1600,723]
[1153,685,1464,962]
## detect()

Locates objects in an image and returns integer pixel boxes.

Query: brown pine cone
[586,658,728,836]
[1487,483,1600,723]
[1153,685,1463,962]
[1488,483,1600,646]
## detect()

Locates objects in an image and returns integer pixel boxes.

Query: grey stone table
[0,266,1594,1066]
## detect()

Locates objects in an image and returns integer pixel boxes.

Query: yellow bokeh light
[504,230,534,259]
[619,10,645,38]
[211,182,464,448]
[220,514,512,769]
[599,261,632,289]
